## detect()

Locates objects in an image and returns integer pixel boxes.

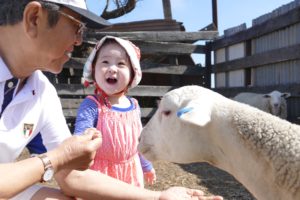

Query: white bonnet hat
[82,35,142,89]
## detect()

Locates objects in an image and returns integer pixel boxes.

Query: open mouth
[106,77,117,84]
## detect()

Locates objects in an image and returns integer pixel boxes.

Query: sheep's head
[263,90,290,116]
[138,86,221,164]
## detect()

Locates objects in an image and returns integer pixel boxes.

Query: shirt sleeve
[139,153,153,172]
[74,97,98,135]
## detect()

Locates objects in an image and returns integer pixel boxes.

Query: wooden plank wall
[210,2,300,124]
[49,30,218,132]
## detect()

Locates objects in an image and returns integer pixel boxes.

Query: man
[0,0,223,199]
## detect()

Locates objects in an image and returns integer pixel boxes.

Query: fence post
[205,42,212,88]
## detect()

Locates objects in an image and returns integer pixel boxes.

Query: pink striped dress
[88,95,144,187]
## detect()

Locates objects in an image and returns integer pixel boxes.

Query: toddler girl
[74,36,156,187]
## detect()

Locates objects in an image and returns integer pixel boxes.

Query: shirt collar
[0,57,13,83]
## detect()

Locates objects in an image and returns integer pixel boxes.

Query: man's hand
[51,128,102,171]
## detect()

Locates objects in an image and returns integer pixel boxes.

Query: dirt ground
[147,161,255,200]
[20,150,255,200]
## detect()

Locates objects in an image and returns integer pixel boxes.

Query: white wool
[138,86,300,200]
[233,90,290,119]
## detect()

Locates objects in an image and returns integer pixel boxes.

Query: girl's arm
[55,168,223,200]
[139,153,153,172]
[74,97,98,135]
[139,153,156,185]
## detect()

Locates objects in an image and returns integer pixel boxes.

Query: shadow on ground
[146,161,255,200]
[178,162,255,200]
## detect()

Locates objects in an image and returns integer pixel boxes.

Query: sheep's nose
[138,136,141,142]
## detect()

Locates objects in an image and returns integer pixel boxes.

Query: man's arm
[0,130,102,199]
[0,156,47,198]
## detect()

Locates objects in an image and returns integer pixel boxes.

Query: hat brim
[65,5,111,29]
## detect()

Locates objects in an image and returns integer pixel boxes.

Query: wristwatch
[38,154,54,182]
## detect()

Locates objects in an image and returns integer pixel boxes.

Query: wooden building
[48,0,218,131]
[211,0,300,124]
[47,0,300,132]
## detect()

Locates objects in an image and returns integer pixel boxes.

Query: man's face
[33,6,84,74]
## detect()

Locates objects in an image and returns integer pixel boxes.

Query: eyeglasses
[57,10,87,38]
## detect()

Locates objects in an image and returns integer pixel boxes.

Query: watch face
[43,168,54,182]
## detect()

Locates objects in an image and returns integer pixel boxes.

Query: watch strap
[39,154,52,169]
[38,154,53,182]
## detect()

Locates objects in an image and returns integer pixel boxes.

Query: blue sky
[86,0,293,34]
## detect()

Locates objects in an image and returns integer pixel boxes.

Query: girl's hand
[144,168,156,185]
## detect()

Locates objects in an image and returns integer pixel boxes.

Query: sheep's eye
[162,110,171,116]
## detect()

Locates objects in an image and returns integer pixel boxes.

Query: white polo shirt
[0,57,71,199]
[0,57,71,162]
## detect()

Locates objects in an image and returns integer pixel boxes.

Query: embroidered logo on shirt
[23,123,34,138]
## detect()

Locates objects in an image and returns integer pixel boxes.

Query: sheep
[233,90,291,119]
[138,85,300,200]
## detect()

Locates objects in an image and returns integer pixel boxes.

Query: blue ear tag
[177,107,194,117]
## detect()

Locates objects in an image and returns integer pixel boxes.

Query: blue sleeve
[74,97,98,135]
[139,153,153,172]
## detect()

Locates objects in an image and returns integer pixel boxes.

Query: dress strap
[86,95,108,111]
[86,95,99,105]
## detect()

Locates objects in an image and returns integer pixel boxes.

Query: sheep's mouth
[139,148,157,161]
[138,144,157,159]
[139,147,150,155]
[138,143,152,154]
[106,77,117,84]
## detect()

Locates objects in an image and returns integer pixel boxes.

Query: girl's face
[94,42,132,96]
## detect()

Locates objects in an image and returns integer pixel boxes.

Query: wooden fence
[48,1,300,131]
[48,27,218,132]
[209,1,300,124]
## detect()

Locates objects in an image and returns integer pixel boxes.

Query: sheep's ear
[176,101,211,126]
[282,93,291,98]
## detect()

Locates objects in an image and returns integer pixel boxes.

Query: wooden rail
[88,31,219,42]
[52,26,215,130]
[55,84,176,97]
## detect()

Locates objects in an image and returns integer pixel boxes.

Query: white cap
[83,36,142,89]
[43,0,110,28]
